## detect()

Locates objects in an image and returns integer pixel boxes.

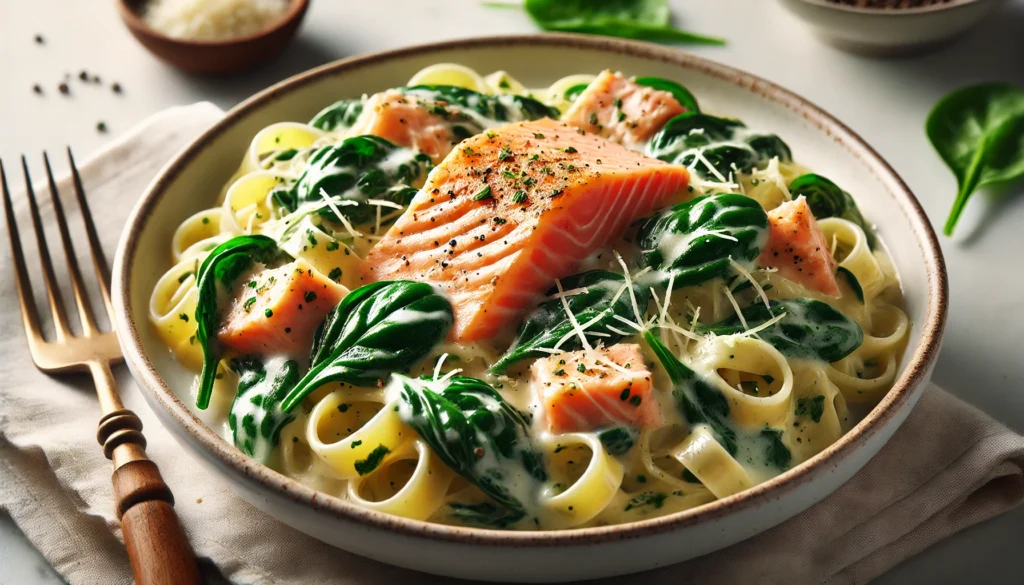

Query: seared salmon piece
[363,118,689,342]
[532,344,662,433]
[219,258,348,356]
[563,70,686,149]
[759,196,840,296]
[347,89,459,161]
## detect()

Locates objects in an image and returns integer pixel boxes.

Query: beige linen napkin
[2,104,1023,585]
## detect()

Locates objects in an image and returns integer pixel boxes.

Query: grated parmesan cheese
[318,188,363,240]
[554,279,594,352]
[728,257,771,310]
[143,0,290,42]
[720,280,748,330]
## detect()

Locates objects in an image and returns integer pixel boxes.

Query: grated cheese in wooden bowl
[143,0,290,42]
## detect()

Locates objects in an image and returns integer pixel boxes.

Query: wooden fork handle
[98,409,204,585]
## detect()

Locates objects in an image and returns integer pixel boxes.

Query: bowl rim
[788,0,989,16]
[112,33,948,547]
[116,0,310,47]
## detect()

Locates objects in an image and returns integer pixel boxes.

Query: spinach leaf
[563,82,591,103]
[837,267,864,304]
[647,332,793,471]
[227,356,298,463]
[310,98,365,132]
[400,85,559,123]
[280,280,453,411]
[636,193,769,287]
[624,492,668,511]
[491,270,650,374]
[644,331,737,454]
[396,374,547,525]
[761,428,791,470]
[271,148,300,163]
[646,112,791,179]
[447,501,524,529]
[598,426,638,456]
[795,395,826,423]
[698,298,863,363]
[354,444,391,476]
[518,0,725,46]
[272,135,430,225]
[788,173,875,249]
[194,235,281,410]
[634,76,699,113]
[926,83,1024,235]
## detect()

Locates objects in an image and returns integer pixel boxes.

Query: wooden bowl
[117,0,310,75]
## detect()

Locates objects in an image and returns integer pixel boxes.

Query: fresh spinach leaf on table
[925,83,1024,235]
[486,0,725,46]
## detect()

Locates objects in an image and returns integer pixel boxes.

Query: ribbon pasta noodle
[539,432,624,527]
[695,336,794,429]
[673,425,755,499]
[819,217,886,301]
[148,63,911,530]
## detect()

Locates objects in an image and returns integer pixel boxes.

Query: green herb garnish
[925,83,1024,235]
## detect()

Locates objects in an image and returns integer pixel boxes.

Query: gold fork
[1,150,202,585]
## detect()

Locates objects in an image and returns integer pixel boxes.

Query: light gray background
[2,0,1023,583]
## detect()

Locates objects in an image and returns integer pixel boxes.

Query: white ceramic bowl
[779,0,1006,56]
[111,35,948,582]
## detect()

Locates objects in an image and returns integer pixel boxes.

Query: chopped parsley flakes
[354,444,391,476]
[473,185,493,201]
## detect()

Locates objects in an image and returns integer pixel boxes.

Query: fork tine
[44,152,99,335]
[2,159,46,346]
[22,155,72,341]
[67,147,114,321]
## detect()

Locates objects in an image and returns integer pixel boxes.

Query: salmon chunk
[563,70,686,149]
[532,344,662,433]
[363,118,689,342]
[219,258,348,356]
[759,196,839,296]
[347,89,459,161]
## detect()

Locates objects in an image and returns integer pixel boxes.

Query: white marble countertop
[2,0,1023,583]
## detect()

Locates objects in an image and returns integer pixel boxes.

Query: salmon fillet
[363,118,689,342]
[347,89,458,161]
[219,258,348,356]
[759,196,839,296]
[531,344,662,433]
[563,70,685,149]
